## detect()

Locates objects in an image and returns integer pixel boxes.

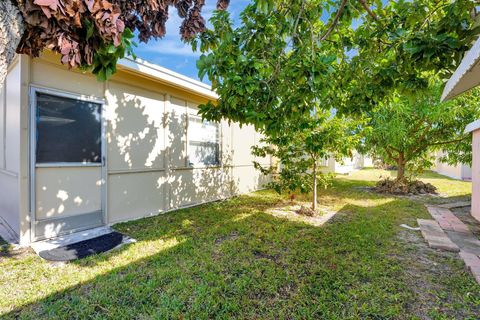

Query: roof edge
[441,36,480,102]
[465,119,480,133]
[118,57,218,100]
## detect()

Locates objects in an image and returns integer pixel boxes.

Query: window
[35,92,102,164]
[188,115,220,166]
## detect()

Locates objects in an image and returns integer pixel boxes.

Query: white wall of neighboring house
[320,152,372,174]
[432,151,472,180]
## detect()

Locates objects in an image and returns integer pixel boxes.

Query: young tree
[362,84,480,181]
[252,110,358,210]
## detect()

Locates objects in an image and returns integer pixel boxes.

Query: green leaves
[362,83,480,176]
[90,27,136,82]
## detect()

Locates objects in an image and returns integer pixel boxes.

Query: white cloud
[137,38,200,57]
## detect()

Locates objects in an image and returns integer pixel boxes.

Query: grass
[0,169,479,319]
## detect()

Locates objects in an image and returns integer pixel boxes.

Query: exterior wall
[433,151,472,180]
[26,53,271,233]
[0,58,21,242]
[472,130,480,222]
[321,152,370,174]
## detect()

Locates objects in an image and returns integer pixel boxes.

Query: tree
[195,0,480,131]
[0,1,23,87]
[362,83,480,181]
[194,0,355,135]
[252,110,358,210]
[0,0,230,86]
[340,0,480,114]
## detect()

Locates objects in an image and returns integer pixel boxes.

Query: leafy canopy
[195,0,480,130]
[195,0,356,135]
[340,0,480,113]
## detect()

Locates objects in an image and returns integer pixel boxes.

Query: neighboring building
[432,151,472,181]
[441,36,480,222]
[0,52,272,245]
[320,152,373,174]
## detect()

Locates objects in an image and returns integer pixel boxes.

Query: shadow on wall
[104,88,264,218]
[33,85,270,237]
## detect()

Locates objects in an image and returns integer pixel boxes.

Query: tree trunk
[0,0,24,89]
[397,152,406,181]
[312,159,317,211]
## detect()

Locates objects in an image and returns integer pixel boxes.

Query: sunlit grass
[0,170,478,319]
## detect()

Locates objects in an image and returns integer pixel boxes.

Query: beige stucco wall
[472,130,480,222]
[0,59,22,242]
[22,52,271,234]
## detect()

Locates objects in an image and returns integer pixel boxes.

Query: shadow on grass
[6,188,479,319]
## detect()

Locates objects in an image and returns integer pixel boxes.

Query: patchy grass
[1,170,479,319]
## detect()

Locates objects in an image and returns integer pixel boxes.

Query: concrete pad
[31,226,136,255]
[459,251,480,284]
[437,201,471,209]
[450,232,480,256]
[418,219,460,252]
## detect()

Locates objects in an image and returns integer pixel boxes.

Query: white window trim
[186,112,222,169]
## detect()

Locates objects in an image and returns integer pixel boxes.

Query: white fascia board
[465,119,480,134]
[441,37,480,102]
[118,57,218,100]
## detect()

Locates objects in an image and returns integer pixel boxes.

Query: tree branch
[320,0,348,41]
[385,146,399,162]
[358,0,379,21]
[427,135,470,147]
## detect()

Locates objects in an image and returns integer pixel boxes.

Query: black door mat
[38,232,125,261]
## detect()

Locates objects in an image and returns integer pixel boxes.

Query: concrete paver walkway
[418,204,480,285]
[417,219,459,252]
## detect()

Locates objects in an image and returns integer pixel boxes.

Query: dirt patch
[267,203,337,227]
[375,178,437,195]
[395,228,479,319]
[252,250,280,264]
[0,244,30,260]
[214,231,239,246]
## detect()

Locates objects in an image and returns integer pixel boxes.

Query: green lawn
[0,170,479,319]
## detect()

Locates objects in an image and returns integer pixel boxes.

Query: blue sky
[135,1,251,83]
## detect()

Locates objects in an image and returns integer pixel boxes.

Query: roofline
[118,57,218,100]
[465,119,480,134]
[441,36,480,102]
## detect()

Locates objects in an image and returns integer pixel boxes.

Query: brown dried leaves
[17,0,125,68]
[15,0,229,70]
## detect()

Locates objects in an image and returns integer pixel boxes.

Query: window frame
[186,112,222,168]
[31,87,106,168]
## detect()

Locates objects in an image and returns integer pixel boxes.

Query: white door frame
[29,85,107,242]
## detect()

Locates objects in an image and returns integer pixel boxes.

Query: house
[441,36,480,222]
[432,151,472,181]
[320,152,373,174]
[0,52,272,245]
